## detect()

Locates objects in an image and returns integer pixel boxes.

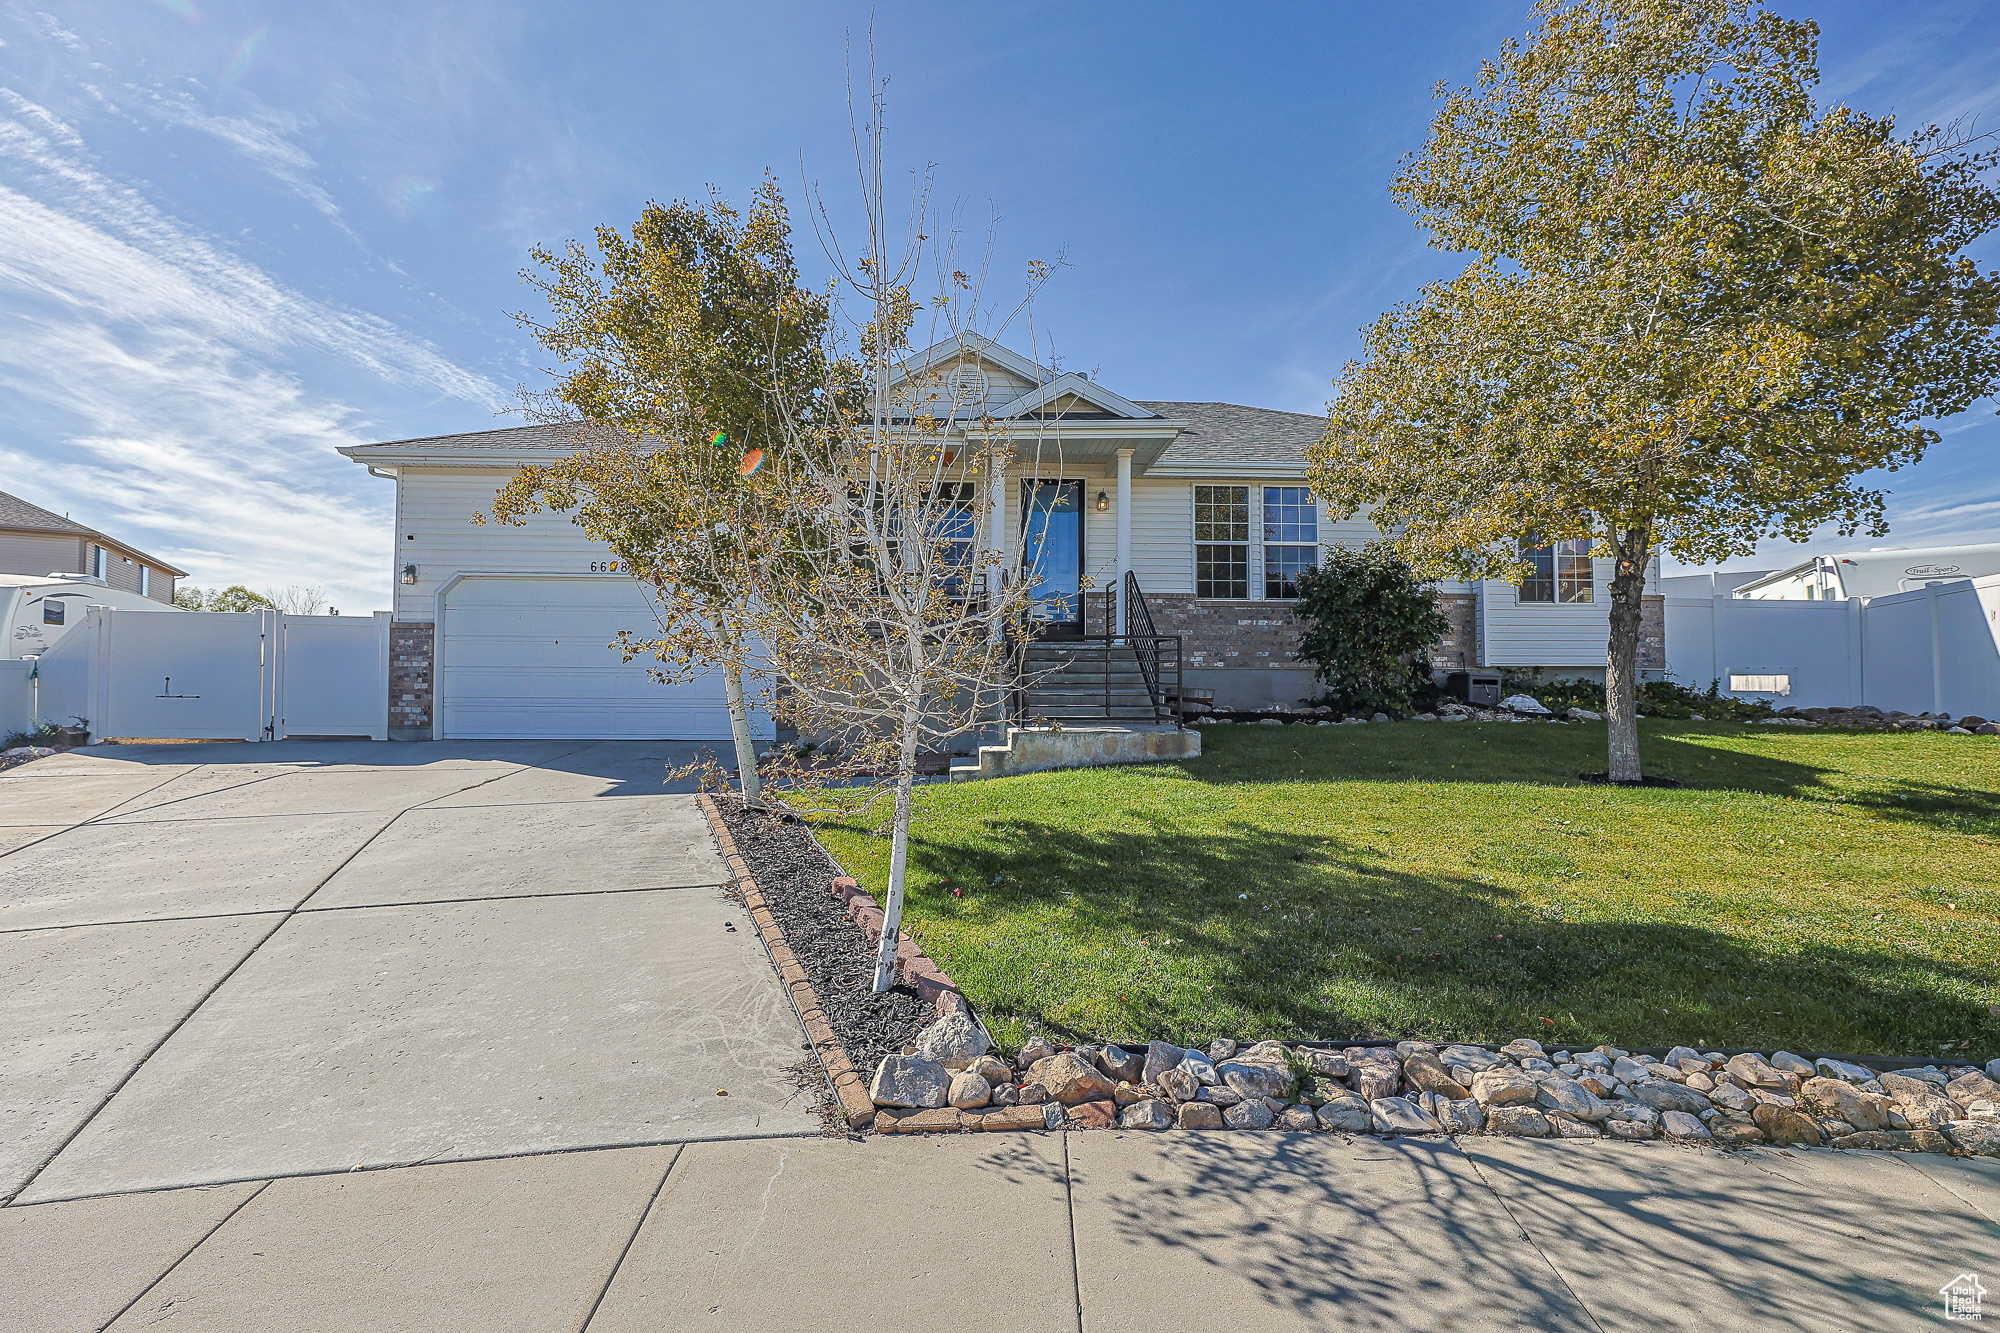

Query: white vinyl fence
[1667,575,2000,716]
[30,607,390,742]
[1,659,31,737]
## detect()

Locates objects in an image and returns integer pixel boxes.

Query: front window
[1518,538,1594,603]
[93,545,107,579]
[1194,485,1249,598]
[1262,486,1317,598]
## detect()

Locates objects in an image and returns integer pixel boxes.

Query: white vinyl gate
[434,575,759,741]
[31,607,390,742]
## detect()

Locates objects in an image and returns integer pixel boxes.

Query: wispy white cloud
[136,88,350,230]
[0,88,500,609]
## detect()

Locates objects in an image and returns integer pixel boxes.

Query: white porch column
[985,444,1009,627]
[1115,447,1134,637]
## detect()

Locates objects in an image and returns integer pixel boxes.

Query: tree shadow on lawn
[1186,723,1844,798]
[1841,779,2000,838]
[901,818,1998,1061]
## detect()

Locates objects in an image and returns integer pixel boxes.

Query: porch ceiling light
[401,563,418,585]
[1095,491,1110,513]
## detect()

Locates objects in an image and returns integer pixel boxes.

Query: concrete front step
[953,724,1200,780]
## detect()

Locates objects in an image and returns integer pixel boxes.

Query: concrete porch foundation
[953,724,1199,780]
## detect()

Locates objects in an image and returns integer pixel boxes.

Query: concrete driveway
[0,740,820,1206]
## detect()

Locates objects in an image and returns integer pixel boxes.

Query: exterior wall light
[1095,491,1110,513]
[401,564,418,585]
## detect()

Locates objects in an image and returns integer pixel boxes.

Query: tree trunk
[1604,525,1651,783]
[871,720,922,992]
[722,665,764,809]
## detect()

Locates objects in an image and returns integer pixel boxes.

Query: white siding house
[341,335,1665,737]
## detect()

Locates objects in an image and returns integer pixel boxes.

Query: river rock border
[865,1026,2000,1156]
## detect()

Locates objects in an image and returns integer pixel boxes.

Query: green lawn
[809,721,2000,1061]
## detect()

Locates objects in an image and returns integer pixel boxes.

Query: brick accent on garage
[390,621,435,738]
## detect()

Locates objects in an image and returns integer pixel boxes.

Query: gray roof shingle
[0,488,97,535]
[342,422,597,455]
[1137,402,1324,464]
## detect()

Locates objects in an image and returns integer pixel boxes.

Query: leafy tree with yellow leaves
[1311,0,2000,781]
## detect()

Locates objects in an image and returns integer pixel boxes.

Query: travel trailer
[1734,542,2000,601]
[2,573,182,659]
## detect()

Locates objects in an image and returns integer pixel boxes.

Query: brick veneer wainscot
[390,621,434,733]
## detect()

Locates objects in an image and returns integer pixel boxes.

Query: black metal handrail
[1123,571,1169,720]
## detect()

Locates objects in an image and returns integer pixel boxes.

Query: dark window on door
[43,600,65,625]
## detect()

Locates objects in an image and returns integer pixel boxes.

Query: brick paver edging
[697,794,882,1130]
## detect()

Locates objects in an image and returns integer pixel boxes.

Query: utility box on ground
[1444,671,1503,708]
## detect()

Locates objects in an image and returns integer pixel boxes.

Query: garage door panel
[438,578,764,741]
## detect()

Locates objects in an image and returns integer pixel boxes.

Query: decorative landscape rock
[1801,1077,1893,1131]
[1177,1050,1220,1086]
[1099,1044,1146,1082]
[1630,1080,1711,1115]
[1017,1036,1058,1066]
[1178,1101,1224,1129]
[1223,1099,1276,1130]
[1945,1121,2000,1156]
[1354,1064,1401,1102]
[1316,1092,1373,1132]
[1537,1077,1611,1121]
[1299,1048,1350,1078]
[1705,1080,1755,1112]
[1120,1098,1175,1130]
[913,1013,991,1070]
[1769,1051,1815,1077]
[1471,1069,1539,1106]
[1034,1052,1118,1106]
[1751,1102,1822,1146]
[1141,1041,1185,1085]
[1157,1068,1199,1102]
[1278,1105,1319,1132]
[871,1054,951,1109]
[1724,1053,1789,1090]
[1208,1038,1237,1061]
[1197,1085,1243,1106]
[948,1070,993,1109]
[1662,1111,1711,1141]
[1219,1060,1292,1101]
[1948,1071,2000,1108]
[1401,1052,1470,1099]
[1370,1096,1443,1135]
[1486,1106,1553,1137]
[1815,1057,1875,1084]
[1068,1100,1118,1129]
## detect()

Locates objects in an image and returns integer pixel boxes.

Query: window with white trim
[1517,537,1594,603]
[140,566,151,597]
[1194,485,1249,598]
[1262,486,1317,599]
[93,545,107,580]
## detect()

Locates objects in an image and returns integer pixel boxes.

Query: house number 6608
[590,561,622,572]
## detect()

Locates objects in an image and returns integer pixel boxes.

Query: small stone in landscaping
[965,1054,1011,1086]
[1354,1065,1400,1102]
[1945,1121,2000,1156]
[1553,1115,1601,1139]
[1300,1048,1350,1078]
[1223,1099,1276,1130]
[1607,1118,1657,1140]
[1100,1044,1146,1082]
[1947,1071,2000,1108]
[1578,1074,1619,1098]
[1120,1099,1175,1131]
[1537,1077,1611,1122]
[1068,1100,1118,1129]
[1043,1103,1066,1129]
[1631,1080,1711,1115]
[1752,1102,1822,1147]
[1177,1050,1220,1086]
[1238,1040,1292,1066]
[1208,1038,1238,1061]
[1662,1111,1711,1141]
[1664,1045,1702,1067]
[1471,1069,1539,1107]
[1442,1044,1508,1072]
[991,1083,1020,1107]
[1801,1077,1892,1131]
[948,1071,993,1109]
[1401,1053,1469,1100]
[1178,1101,1225,1129]
[1486,1106,1553,1137]
[1370,1096,1443,1135]
[1611,1056,1652,1084]
[1197,1085,1243,1106]
[870,1054,950,1109]
[1816,1057,1875,1084]
[1220,1060,1291,1101]
[1770,1051,1815,1077]
[1705,1080,1754,1112]
[1709,1120,1766,1148]
[1500,1038,1546,1060]
[1724,1053,1788,1090]
[1018,1036,1058,1066]
[1113,1080,1146,1107]
[1142,1041,1186,1084]
[1157,1068,1199,1102]
[1018,1083,1049,1105]
[1278,1105,1319,1132]
[1034,1052,1117,1106]
[913,1012,991,1070]
[1686,1072,1716,1093]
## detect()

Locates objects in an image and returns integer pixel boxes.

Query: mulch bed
[712,796,936,1078]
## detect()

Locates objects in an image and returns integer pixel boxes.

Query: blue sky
[3,0,1998,612]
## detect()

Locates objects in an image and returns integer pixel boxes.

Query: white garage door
[437,576,763,741]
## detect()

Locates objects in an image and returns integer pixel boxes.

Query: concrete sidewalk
[2,1131,1993,1331]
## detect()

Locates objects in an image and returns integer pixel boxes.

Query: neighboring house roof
[1139,402,1325,466]
[0,488,188,576]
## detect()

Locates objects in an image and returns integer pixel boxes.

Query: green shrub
[1292,542,1450,715]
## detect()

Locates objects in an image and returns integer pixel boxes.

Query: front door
[1021,480,1083,634]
